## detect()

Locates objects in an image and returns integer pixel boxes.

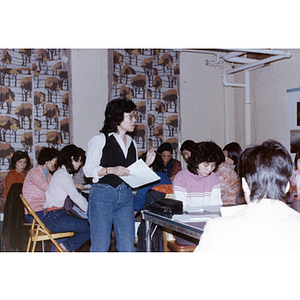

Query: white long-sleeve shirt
[44,166,88,212]
[83,132,138,183]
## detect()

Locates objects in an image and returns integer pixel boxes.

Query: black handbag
[146,198,183,217]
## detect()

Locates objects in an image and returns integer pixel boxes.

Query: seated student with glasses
[195,140,300,252]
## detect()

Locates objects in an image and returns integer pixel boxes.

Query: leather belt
[43,206,63,213]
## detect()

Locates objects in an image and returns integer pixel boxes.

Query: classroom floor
[0,221,118,252]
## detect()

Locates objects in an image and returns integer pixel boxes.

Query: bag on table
[146,198,183,217]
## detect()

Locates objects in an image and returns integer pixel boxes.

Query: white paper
[119,159,161,188]
[172,213,220,223]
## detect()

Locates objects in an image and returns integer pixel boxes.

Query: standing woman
[83,98,155,252]
[5,151,31,197]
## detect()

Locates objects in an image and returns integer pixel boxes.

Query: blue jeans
[88,182,135,252]
[44,209,90,252]
[25,210,44,223]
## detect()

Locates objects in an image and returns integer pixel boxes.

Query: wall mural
[112,49,180,159]
[0,49,69,211]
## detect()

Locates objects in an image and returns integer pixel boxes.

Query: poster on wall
[111,49,180,160]
[287,87,300,160]
[0,48,70,212]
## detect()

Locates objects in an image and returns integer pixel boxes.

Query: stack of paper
[119,159,161,188]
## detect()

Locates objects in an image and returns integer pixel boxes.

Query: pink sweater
[173,169,222,210]
[22,165,52,213]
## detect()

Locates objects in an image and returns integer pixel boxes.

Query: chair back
[19,194,50,234]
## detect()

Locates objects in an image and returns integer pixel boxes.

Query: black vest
[98,134,136,188]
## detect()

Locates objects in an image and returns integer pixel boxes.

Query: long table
[142,210,211,252]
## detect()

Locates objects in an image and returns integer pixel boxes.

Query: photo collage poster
[0,49,69,211]
[111,49,180,159]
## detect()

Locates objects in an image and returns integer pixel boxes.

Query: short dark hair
[223,142,242,166]
[9,150,31,170]
[188,141,224,175]
[238,140,292,202]
[180,140,195,152]
[139,151,164,173]
[57,144,86,175]
[37,147,60,165]
[101,98,136,134]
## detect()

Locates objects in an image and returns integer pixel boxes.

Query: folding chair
[19,194,74,252]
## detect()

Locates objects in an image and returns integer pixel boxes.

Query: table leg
[145,218,151,252]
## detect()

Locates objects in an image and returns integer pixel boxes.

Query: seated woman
[223,142,242,173]
[157,142,182,180]
[180,139,195,164]
[22,147,59,223]
[214,143,241,206]
[173,141,223,210]
[134,151,172,214]
[5,151,31,197]
[172,141,223,245]
[44,144,90,252]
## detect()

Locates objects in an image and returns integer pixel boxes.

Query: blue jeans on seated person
[25,210,44,223]
[88,182,135,252]
[44,209,90,252]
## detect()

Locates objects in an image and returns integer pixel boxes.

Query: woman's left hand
[145,148,156,166]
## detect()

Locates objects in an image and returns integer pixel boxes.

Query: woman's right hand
[107,166,130,176]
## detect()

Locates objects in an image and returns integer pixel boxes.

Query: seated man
[195,140,300,252]
[22,147,59,222]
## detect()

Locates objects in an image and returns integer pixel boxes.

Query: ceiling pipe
[181,48,292,146]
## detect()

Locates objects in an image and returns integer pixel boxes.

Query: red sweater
[4,169,27,196]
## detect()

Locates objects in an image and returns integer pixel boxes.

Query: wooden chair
[19,194,74,252]
[167,239,196,252]
[163,232,196,252]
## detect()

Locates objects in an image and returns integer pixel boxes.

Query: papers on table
[119,159,161,189]
[172,213,220,223]
[172,206,221,223]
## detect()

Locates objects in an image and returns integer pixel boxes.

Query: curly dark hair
[9,151,31,170]
[187,141,224,175]
[101,98,136,134]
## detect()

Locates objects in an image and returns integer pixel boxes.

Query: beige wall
[245,49,300,149]
[70,49,300,153]
[70,49,108,150]
[179,51,227,148]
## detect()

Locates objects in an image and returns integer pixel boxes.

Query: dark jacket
[2,183,28,250]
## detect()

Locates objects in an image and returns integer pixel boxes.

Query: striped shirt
[173,169,222,210]
[22,164,52,213]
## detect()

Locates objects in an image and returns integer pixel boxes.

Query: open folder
[119,159,161,188]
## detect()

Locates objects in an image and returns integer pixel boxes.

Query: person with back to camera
[5,150,31,197]
[157,142,181,180]
[22,147,59,223]
[180,139,195,164]
[44,144,90,252]
[83,98,155,252]
[195,140,300,252]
